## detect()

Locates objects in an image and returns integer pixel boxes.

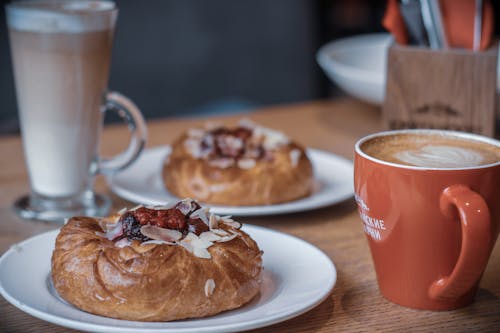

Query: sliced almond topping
[209,213,219,229]
[193,247,211,259]
[228,229,242,236]
[118,201,246,258]
[184,138,203,158]
[289,149,301,168]
[97,220,108,231]
[252,125,289,150]
[238,158,256,169]
[211,228,229,237]
[176,199,195,215]
[115,238,131,248]
[222,136,244,150]
[180,232,213,259]
[179,240,194,253]
[221,219,242,229]
[140,225,183,242]
[199,231,222,242]
[204,279,216,297]
[192,233,213,249]
[98,214,121,231]
[141,239,177,246]
[95,231,105,237]
[101,221,123,240]
[218,233,238,243]
[191,207,210,225]
[117,207,128,215]
[209,158,235,169]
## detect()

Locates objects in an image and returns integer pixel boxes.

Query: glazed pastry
[163,120,314,206]
[51,199,263,321]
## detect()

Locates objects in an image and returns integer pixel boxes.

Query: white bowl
[317,33,392,105]
[317,33,500,106]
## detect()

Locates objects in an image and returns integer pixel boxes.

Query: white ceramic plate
[317,33,500,105]
[107,146,354,216]
[0,225,336,333]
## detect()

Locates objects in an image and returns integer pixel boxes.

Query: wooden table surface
[1,99,499,333]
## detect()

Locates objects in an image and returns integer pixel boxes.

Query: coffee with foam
[7,1,116,197]
[7,1,115,33]
[361,132,500,168]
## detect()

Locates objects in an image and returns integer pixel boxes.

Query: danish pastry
[51,199,263,321]
[163,120,314,205]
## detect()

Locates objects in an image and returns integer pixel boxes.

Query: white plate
[107,146,354,216]
[0,225,336,333]
[317,33,500,105]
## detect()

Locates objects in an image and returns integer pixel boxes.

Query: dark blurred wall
[110,0,323,119]
[0,0,390,134]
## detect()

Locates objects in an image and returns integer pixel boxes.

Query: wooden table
[1,99,499,332]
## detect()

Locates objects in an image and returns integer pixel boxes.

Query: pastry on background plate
[163,120,314,206]
[51,199,263,321]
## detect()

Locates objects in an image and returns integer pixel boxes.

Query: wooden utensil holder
[383,44,498,137]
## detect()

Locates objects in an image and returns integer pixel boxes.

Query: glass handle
[97,91,147,175]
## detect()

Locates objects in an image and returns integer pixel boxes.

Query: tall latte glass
[6,0,147,223]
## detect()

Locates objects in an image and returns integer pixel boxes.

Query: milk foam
[6,1,115,33]
[395,145,485,168]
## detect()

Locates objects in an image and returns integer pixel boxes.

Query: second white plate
[107,146,354,216]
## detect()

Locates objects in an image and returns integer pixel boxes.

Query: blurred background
[3,0,500,135]
[0,0,389,134]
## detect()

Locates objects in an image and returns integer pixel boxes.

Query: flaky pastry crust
[163,131,314,206]
[51,216,263,321]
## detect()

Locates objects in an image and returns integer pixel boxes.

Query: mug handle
[96,91,147,175]
[428,184,492,300]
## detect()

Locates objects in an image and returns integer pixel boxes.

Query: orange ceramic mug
[354,129,500,310]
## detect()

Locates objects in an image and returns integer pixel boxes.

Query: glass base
[13,191,111,224]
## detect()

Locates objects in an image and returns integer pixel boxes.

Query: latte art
[394,145,485,168]
[361,132,500,168]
